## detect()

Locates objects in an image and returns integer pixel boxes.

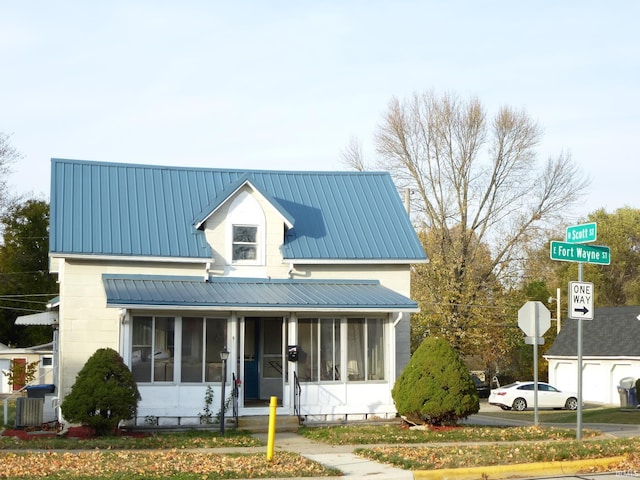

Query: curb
[413,455,626,479]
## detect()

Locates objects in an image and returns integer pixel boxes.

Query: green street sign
[566,222,597,243]
[550,241,611,265]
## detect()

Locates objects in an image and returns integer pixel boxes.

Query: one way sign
[569,281,594,320]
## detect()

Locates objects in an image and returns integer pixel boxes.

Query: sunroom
[105,274,418,424]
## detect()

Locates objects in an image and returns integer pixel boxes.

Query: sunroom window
[347,318,385,381]
[131,316,227,384]
[181,317,227,382]
[299,318,340,382]
[131,316,175,383]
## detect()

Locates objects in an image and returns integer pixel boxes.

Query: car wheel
[512,398,527,411]
[500,405,511,411]
[565,397,578,410]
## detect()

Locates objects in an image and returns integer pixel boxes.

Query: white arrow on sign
[569,281,594,320]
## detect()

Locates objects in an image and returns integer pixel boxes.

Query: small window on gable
[233,225,258,262]
[227,190,265,266]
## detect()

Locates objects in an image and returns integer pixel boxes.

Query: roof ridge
[51,158,387,176]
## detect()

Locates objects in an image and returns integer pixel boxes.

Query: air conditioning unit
[15,397,43,427]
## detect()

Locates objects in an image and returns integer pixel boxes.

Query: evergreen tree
[61,348,140,435]
[392,337,479,425]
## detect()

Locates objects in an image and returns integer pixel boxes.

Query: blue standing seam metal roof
[50,158,427,262]
[102,274,419,312]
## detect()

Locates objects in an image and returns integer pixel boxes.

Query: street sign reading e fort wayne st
[549,241,611,265]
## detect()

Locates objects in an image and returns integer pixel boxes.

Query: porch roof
[103,274,419,313]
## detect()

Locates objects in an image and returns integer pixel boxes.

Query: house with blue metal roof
[49,158,426,425]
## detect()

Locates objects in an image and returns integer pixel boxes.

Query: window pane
[233,226,257,242]
[320,319,340,381]
[182,317,203,382]
[347,319,365,381]
[233,244,257,260]
[205,318,227,382]
[367,319,385,380]
[262,320,283,378]
[298,320,318,382]
[153,317,174,382]
[132,316,152,382]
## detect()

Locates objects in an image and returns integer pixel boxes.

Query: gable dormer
[193,175,294,275]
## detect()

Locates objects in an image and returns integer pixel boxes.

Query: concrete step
[237,415,301,433]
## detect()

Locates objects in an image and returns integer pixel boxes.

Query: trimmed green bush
[61,348,141,435]
[392,337,479,425]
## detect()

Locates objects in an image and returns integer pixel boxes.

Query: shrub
[392,337,479,425]
[61,348,140,435]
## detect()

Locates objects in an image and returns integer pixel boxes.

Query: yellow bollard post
[266,396,278,461]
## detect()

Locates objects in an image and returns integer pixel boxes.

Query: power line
[0,294,58,298]
[0,271,55,275]
[0,305,46,313]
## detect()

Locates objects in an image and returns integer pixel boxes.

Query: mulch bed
[2,424,148,440]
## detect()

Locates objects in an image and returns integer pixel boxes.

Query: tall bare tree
[0,132,20,213]
[340,135,367,172]
[372,91,589,361]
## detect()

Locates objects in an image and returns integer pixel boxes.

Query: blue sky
[2,1,638,220]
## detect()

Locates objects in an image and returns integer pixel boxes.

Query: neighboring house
[0,342,54,394]
[49,158,426,425]
[545,306,640,405]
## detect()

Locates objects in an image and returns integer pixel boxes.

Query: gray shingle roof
[545,306,640,357]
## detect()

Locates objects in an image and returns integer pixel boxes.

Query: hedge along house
[49,159,426,425]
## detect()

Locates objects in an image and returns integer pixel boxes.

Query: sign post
[518,301,551,426]
[549,222,610,440]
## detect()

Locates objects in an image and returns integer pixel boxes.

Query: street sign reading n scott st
[566,222,597,244]
[549,241,611,265]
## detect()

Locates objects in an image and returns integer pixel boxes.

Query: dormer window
[227,190,265,266]
[233,225,258,262]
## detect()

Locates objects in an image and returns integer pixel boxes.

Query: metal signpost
[518,301,551,426]
[549,222,610,440]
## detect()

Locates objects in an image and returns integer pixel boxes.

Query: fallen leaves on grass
[0,450,335,479]
[357,438,640,470]
[299,424,597,445]
[0,429,262,450]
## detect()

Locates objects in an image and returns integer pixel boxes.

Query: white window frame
[227,191,265,266]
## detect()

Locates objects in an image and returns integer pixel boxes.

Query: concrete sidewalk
[250,431,413,479]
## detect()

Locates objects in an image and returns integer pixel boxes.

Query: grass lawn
[299,424,600,444]
[1,406,640,478]
[0,429,339,479]
[479,405,640,425]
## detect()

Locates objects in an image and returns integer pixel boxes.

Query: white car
[488,381,578,411]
